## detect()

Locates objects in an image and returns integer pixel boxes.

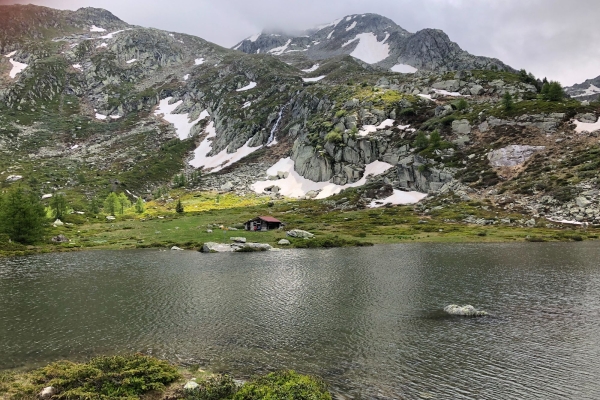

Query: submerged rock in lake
[444,304,488,317]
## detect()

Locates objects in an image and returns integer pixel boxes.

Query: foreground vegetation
[0,355,331,400]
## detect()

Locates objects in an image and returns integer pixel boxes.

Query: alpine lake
[1,243,600,399]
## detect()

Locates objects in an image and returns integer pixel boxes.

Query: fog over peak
[1,0,599,85]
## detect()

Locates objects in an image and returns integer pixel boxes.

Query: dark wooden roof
[246,216,283,224]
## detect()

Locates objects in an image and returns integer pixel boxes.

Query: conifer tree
[0,187,47,244]
[135,197,145,214]
[175,199,184,214]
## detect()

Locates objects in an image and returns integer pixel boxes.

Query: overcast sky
[2,0,599,85]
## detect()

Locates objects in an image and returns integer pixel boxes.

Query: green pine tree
[135,197,145,214]
[103,192,120,215]
[50,193,68,220]
[175,199,184,214]
[0,187,47,244]
[502,92,514,111]
[412,132,429,150]
[117,193,131,215]
[429,130,442,150]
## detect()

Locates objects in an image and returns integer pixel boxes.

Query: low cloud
[1,0,599,85]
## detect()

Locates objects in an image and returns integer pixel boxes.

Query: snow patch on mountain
[90,25,106,32]
[252,158,398,199]
[96,43,108,48]
[8,57,28,78]
[126,59,136,64]
[574,84,600,98]
[183,74,189,81]
[301,64,319,73]
[302,76,325,83]
[249,33,261,42]
[95,113,107,120]
[345,33,390,64]
[346,21,357,31]
[99,29,129,39]
[195,58,205,65]
[574,117,600,134]
[154,97,208,140]
[72,64,83,71]
[269,40,291,55]
[236,82,257,92]
[189,122,262,172]
[391,64,417,73]
[369,190,428,208]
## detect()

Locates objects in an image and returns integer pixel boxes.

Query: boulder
[470,85,484,95]
[451,119,471,135]
[5,175,23,182]
[171,246,184,251]
[230,237,247,243]
[106,216,116,221]
[53,219,64,227]
[184,381,199,390]
[576,113,597,123]
[221,181,234,192]
[278,239,291,245]
[277,171,289,179]
[243,243,273,251]
[576,197,592,208]
[287,229,314,239]
[444,305,487,317]
[207,229,213,233]
[39,386,57,400]
[41,194,53,200]
[433,80,460,92]
[202,242,235,253]
[51,234,69,243]
[487,145,546,167]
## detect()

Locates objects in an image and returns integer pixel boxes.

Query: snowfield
[391,64,418,73]
[343,32,390,64]
[194,58,205,65]
[251,158,418,200]
[8,58,28,78]
[302,76,326,83]
[346,21,357,31]
[574,84,600,97]
[96,43,108,48]
[369,190,428,208]
[126,59,137,64]
[433,89,463,97]
[358,119,406,136]
[269,40,292,55]
[183,74,190,81]
[90,25,106,32]
[189,122,262,172]
[301,64,319,73]
[249,33,261,42]
[236,82,257,91]
[154,97,209,140]
[574,117,600,133]
[99,29,129,40]
[242,101,252,109]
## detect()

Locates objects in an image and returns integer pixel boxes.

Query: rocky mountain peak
[232,13,512,73]
[565,75,600,102]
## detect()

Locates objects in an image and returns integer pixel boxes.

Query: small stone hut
[244,216,284,231]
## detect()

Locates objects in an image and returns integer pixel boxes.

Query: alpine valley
[1,4,600,253]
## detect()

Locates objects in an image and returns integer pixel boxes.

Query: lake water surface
[1,243,600,399]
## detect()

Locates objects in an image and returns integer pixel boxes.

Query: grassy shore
[1,190,597,257]
[0,354,331,400]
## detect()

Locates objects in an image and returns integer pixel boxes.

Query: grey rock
[184,381,200,390]
[5,175,23,182]
[241,243,273,251]
[53,219,64,227]
[397,155,454,193]
[487,145,545,167]
[287,229,315,239]
[221,181,234,192]
[230,237,247,243]
[202,242,235,253]
[39,387,57,400]
[576,197,592,208]
[278,239,291,245]
[576,113,597,123]
[51,234,69,243]
[470,85,484,95]
[171,246,184,251]
[451,119,471,135]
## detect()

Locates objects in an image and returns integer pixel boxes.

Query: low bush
[4,354,181,399]
[184,375,237,400]
[233,370,331,400]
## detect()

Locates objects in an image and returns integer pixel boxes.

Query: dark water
[1,243,600,399]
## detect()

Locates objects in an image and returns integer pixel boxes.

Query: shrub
[0,187,47,244]
[456,98,468,111]
[9,354,180,399]
[541,81,564,102]
[184,375,237,400]
[412,132,429,150]
[324,130,343,144]
[502,92,514,111]
[234,370,331,400]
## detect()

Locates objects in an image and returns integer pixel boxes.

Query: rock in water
[444,304,488,317]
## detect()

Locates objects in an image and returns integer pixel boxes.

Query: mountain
[232,14,512,73]
[565,75,600,101]
[1,4,600,227]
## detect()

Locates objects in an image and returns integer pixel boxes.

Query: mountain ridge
[232,13,513,73]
